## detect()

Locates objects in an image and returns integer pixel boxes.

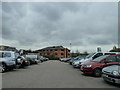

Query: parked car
[17,56,30,68]
[25,54,40,64]
[102,64,120,84]
[60,58,71,62]
[25,57,34,65]
[40,56,49,62]
[0,51,20,72]
[80,55,120,77]
[79,52,119,68]
[69,56,83,65]
[64,58,71,62]
[72,56,86,68]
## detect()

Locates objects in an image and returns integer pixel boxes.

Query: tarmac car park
[1,51,120,88]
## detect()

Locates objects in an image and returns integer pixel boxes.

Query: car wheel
[93,69,101,77]
[21,64,25,68]
[35,61,38,64]
[1,63,7,73]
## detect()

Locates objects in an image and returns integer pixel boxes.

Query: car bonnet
[103,65,120,72]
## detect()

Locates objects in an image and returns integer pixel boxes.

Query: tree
[109,46,120,52]
[83,51,88,55]
[113,45,117,50]
[109,49,120,52]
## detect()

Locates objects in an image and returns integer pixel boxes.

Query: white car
[60,58,71,62]
[0,51,20,72]
[72,60,80,68]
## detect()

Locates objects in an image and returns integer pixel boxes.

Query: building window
[55,53,58,55]
[55,49,58,51]
[61,53,64,55]
[61,49,64,51]
[47,53,49,55]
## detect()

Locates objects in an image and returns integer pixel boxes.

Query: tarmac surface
[2,60,119,88]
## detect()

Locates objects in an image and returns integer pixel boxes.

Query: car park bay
[2,60,119,88]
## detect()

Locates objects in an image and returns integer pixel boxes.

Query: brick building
[36,46,70,59]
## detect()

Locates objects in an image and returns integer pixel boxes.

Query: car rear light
[20,60,23,62]
[25,60,28,62]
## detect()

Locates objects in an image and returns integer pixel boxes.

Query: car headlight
[83,65,92,68]
[112,70,120,76]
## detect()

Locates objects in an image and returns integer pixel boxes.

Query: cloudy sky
[1,2,118,53]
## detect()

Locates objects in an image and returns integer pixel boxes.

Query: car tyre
[1,63,7,73]
[35,61,38,64]
[93,68,101,77]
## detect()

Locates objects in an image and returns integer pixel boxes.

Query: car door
[104,56,118,66]
[3,52,13,65]
[100,56,118,68]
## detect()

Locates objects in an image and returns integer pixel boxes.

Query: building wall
[38,46,70,58]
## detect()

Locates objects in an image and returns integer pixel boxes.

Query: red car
[80,55,120,77]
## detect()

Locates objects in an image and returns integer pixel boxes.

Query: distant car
[72,56,86,68]
[80,55,120,77]
[59,58,65,61]
[102,64,120,84]
[69,56,81,65]
[17,56,30,68]
[25,57,34,65]
[0,51,20,72]
[25,54,39,64]
[60,58,71,62]
[39,56,49,62]
[69,56,85,65]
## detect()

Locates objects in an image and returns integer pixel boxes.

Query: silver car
[0,51,20,72]
[102,64,120,84]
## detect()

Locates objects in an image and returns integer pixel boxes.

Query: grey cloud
[1,2,118,51]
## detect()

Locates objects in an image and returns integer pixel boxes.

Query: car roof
[0,51,15,53]
[90,52,120,53]
[103,54,120,57]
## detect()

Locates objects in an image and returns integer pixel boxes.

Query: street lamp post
[70,43,72,58]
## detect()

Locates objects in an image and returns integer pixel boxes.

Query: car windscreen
[86,53,95,59]
[0,52,11,58]
[92,55,106,62]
